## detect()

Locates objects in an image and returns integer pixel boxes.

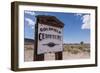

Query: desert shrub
[82,49,86,52]
[71,50,79,54]
[79,47,83,50]
[67,49,71,52]
[87,49,90,53]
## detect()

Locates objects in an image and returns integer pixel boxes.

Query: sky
[24,10,90,43]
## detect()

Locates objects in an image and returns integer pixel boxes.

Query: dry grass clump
[63,44,90,54]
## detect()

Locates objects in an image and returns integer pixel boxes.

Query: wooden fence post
[55,52,62,60]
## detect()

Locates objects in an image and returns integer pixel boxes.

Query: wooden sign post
[34,17,44,61]
[34,15,64,61]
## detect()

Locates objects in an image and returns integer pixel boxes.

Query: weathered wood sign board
[34,15,64,60]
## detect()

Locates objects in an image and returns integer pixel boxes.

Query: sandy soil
[24,49,90,61]
[63,51,90,60]
[24,49,34,61]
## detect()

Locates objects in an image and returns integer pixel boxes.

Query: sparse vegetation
[63,43,90,54]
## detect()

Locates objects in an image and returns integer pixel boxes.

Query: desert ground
[24,43,90,61]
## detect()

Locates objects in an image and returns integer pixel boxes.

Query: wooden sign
[35,15,64,54]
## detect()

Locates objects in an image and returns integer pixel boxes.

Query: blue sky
[24,10,90,43]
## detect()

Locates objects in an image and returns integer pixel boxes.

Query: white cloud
[25,18,35,29]
[81,14,90,29]
[75,13,90,30]
[25,11,35,16]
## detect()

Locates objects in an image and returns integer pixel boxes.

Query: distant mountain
[24,38,34,45]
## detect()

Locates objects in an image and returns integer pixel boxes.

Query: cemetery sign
[35,15,64,54]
